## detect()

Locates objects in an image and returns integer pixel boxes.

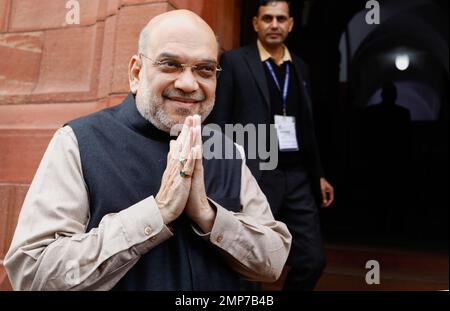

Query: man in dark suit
[207,0,334,290]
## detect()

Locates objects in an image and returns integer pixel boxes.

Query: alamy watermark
[366,0,380,25]
[170,123,279,171]
[65,0,80,25]
[365,260,381,285]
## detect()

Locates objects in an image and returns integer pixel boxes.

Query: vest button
[144,226,153,236]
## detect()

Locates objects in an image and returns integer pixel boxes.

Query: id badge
[274,115,299,152]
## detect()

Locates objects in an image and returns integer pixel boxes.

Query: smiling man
[4,10,291,291]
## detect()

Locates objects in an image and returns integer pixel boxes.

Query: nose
[270,18,279,29]
[174,68,199,93]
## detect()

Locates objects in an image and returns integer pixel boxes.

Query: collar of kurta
[257,39,292,66]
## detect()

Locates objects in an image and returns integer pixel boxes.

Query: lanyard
[265,60,290,116]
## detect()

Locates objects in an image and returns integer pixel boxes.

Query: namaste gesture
[155,115,215,233]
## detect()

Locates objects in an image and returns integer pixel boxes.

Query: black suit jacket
[207,43,324,201]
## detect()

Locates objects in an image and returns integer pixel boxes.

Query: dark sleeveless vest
[67,93,243,290]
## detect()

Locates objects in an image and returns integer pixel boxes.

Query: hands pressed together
[155,115,216,233]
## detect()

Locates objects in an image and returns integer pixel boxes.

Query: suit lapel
[243,45,270,109]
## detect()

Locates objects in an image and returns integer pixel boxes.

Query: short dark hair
[256,0,291,17]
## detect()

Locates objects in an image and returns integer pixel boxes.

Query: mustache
[162,89,206,102]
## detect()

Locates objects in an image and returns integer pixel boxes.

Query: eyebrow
[262,14,288,18]
[156,52,217,64]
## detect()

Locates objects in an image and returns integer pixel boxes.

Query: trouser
[258,166,326,291]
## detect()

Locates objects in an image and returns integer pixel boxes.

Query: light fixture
[395,54,410,71]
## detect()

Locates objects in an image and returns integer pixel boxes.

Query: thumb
[321,188,327,206]
[194,145,203,170]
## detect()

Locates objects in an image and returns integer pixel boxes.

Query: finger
[324,194,331,207]
[168,140,182,171]
[167,140,176,162]
[193,114,201,129]
[197,145,203,164]
[194,115,202,146]
[168,140,184,178]
[328,187,335,206]
[180,128,193,164]
[168,156,179,179]
[177,116,193,145]
[192,126,202,160]
[181,147,196,178]
[162,140,178,185]
[172,116,192,161]
[170,138,181,162]
[193,145,203,173]
[321,188,327,207]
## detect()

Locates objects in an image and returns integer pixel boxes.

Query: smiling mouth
[166,97,199,104]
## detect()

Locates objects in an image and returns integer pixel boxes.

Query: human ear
[252,16,259,33]
[288,17,294,33]
[128,55,142,94]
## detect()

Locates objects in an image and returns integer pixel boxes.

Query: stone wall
[0,0,241,290]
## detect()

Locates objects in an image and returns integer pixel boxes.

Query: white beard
[136,87,215,133]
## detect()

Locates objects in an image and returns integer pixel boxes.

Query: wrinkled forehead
[146,22,218,62]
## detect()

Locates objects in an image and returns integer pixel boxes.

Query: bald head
[138,10,218,57]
